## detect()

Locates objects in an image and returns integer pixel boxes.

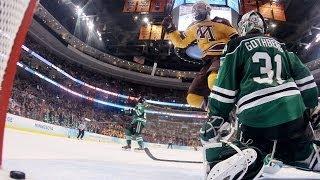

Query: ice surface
[2,129,203,180]
[3,128,320,180]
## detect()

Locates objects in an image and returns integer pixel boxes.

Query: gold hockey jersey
[167,17,238,58]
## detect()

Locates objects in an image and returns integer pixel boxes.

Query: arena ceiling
[40,0,320,69]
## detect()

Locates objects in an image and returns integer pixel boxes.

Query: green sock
[138,141,143,148]
[126,140,131,147]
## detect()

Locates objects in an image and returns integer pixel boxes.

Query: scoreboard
[173,0,239,13]
[177,5,232,31]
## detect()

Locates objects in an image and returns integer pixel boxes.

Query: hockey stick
[144,148,202,164]
[165,0,174,17]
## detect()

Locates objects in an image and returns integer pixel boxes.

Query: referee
[77,121,86,140]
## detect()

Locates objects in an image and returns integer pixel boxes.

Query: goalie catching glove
[200,116,231,145]
[162,16,176,33]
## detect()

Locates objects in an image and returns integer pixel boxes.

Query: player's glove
[124,108,134,116]
[200,116,231,145]
[162,16,176,33]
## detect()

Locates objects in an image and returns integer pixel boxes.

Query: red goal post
[0,0,37,166]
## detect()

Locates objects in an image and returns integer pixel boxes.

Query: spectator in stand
[22,35,188,105]
[8,48,204,146]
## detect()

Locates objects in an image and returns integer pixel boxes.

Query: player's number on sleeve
[252,52,284,84]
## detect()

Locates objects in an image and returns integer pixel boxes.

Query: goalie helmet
[192,1,211,21]
[238,11,267,36]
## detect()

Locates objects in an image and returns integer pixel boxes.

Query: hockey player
[122,97,147,151]
[162,1,238,109]
[200,11,320,179]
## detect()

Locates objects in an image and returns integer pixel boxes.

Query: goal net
[0,0,37,166]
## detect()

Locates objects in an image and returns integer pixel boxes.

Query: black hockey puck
[9,171,25,179]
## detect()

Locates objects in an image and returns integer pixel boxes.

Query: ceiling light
[305,43,311,49]
[87,21,94,30]
[97,31,101,36]
[143,17,149,23]
[99,37,102,41]
[316,34,320,43]
[168,41,172,45]
[134,16,138,20]
[270,23,276,28]
[75,6,83,16]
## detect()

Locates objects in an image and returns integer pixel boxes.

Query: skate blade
[122,148,131,151]
[133,149,144,153]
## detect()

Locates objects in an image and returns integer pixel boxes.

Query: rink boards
[5,113,194,150]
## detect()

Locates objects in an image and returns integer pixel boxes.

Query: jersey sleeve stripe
[211,91,235,99]
[208,49,224,52]
[237,90,301,114]
[238,86,299,109]
[209,93,235,103]
[295,75,314,85]
[237,82,297,106]
[298,82,317,92]
[296,79,315,88]
[205,43,226,53]
[212,86,238,96]
[229,33,238,38]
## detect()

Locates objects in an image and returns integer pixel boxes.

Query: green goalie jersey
[208,33,318,128]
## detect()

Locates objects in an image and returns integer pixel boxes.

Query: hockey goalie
[200,11,320,179]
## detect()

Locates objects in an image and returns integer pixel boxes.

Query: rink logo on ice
[34,123,54,131]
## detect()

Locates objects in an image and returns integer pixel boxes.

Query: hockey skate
[121,145,131,151]
[134,147,144,152]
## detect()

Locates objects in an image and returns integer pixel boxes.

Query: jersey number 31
[252,52,284,84]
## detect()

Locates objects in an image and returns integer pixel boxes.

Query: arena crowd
[9,35,202,147]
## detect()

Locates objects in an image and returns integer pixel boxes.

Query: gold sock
[187,93,205,108]
[207,72,218,90]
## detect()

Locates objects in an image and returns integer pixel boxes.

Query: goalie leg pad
[207,148,257,180]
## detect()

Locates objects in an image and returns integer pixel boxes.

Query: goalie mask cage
[0,0,37,166]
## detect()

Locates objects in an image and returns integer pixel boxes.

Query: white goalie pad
[206,148,257,180]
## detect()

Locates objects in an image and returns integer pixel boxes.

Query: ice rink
[2,128,203,180]
[4,128,320,180]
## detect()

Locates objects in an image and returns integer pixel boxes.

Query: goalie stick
[144,148,202,164]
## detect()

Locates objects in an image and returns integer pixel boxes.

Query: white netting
[0,0,30,91]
